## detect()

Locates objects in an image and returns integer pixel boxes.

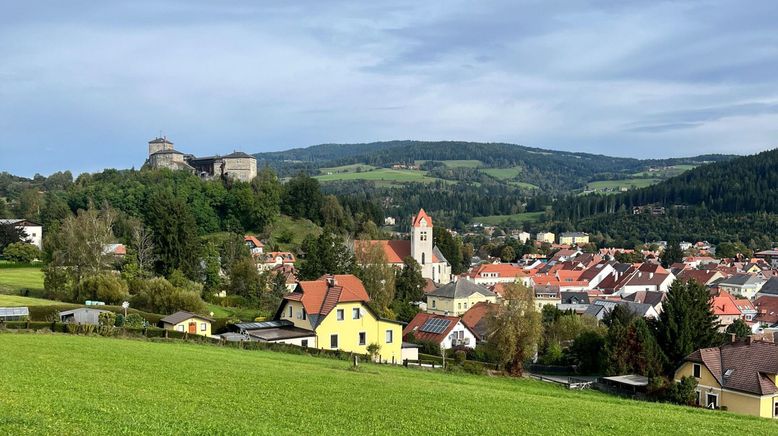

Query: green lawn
[1,335,775,435]
[0,266,45,295]
[264,215,322,252]
[482,166,523,180]
[315,168,444,184]
[205,303,265,321]
[319,163,378,174]
[0,294,67,307]
[474,211,544,226]
[586,178,662,192]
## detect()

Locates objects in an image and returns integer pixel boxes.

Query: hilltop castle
[145,137,257,182]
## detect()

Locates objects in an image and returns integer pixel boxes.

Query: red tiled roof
[677,269,721,285]
[354,239,439,263]
[286,274,370,318]
[403,312,460,343]
[412,208,432,228]
[469,263,529,279]
[754,296,778,325]
[684,342,778,396]
[244,235,264,247]
[461,302,497,340]
[711,291,741,316]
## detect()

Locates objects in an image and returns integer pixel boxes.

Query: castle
[145,137,257,182]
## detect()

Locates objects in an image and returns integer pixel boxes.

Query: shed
[401,342,420,362]
[600,374,649,394]
[59,308,111,325]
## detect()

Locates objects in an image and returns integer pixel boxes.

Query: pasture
[1,334,775,435]
[474,211,544,226]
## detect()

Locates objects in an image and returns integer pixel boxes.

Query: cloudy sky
[2,0,778,176]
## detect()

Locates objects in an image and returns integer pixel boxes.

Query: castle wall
[222,157,257,182]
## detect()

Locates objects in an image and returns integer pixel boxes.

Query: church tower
[410,208,434,268]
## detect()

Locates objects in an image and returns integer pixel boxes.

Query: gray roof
[560,232,588,237]
[148,137,173,144]
[432,246,449,265]
[559,291,589,304]
[160,311,214,325]
[247,327,315,341]
[0,307,29,317]
[223,151,255,159]
[235,320,293,331]
[59,308,110,316]
[0,218,41,227]
[584,299,654,318]
[150,148,184,155]
[758,277,778,295]
[427,280,495,299]
[720,274,762,287]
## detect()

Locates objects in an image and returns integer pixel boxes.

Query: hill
[1,334,775,434]
[254,141,734,194]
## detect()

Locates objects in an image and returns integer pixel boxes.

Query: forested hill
[555,147,778,220]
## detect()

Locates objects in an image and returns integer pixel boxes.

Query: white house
[0,219,43,249]
[403,313,478,350]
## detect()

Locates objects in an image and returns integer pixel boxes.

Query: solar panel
[420,318,451,334]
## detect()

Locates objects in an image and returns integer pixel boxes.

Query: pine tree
[656,279,721,372]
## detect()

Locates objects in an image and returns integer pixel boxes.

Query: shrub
[130,277,205,315]
[3,242,41,263]
[98,312,117,327]
[72,274,129,305]
[123,313,146,328]
[114,313,125,327]
[453,350,467,365]
[667,376,698,406]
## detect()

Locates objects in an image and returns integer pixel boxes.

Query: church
[356,209,452,284]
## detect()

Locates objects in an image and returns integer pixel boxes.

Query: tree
[355,241,395,317]
[227,258,264,304]
[130,221,156,278]
[320,195,352,232]
[72,273,129,305]
[2,242,40,263]
[264,270,289,313]
[144,190,201,278]
[667,376,699,406]
[130,277,206,315]
[433,227,464,274]
[487,282,542,375]
[39,191,72,230]
[569,330,607,374]
[716,241,752,259]
[15,188,42,222]
[298,232,354,280]
[660,240,684,267]
[281,173,323,224]
[725,318,751,340]
[656,279,721,372]
[46,208,116,283]
[394,256,426,303]
[500,246,516,263]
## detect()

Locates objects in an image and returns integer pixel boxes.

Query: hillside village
[5,199,778,419]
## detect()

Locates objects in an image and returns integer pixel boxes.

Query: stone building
[145,137,257,182]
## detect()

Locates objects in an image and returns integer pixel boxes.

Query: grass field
[631,164,697,178]
[0,294,67,307]
[482,166,523,180]
[264,215,321,251]
[474,211,544,226]
[586,178,662,191]
[0,266,45,295]
[1,334,775,435]
[315,168,444,184]
[319,163,378,174]
[416,159,483,168]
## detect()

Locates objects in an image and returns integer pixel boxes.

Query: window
[385,330,393,344]
[301,310,307,321]
[432,300,436,308]
[458,303,461,310]
[774,399,778,417]
[420,231,428,241]
[330,334,338,349]
[301,339,308,348]
[176,325,184,332]
[695,390,700,406]
[337,309,344,321]
[352,308,361,319]
[693,363,701,378]
[358,332,366,346]
[422,252,426,265]
[706,393,718,409]
[200,322,207,332]
[288,306,293,317]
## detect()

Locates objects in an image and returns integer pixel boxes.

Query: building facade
[145,137,257,182]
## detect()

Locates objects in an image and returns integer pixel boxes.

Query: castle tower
[148,137,174,156]
[410,208,434,268]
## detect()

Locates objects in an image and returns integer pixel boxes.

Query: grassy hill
[1,334,775,434]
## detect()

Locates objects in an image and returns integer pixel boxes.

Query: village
[4,208,778,420]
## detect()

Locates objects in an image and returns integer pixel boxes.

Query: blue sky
[2,0,778,177]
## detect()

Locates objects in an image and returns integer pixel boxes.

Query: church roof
[354,240,442,264]
[412,208,432,228]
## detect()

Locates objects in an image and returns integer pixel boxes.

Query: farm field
[1,334,776,435]
[474,211,544,226]
[319,163,378,174]
[416,159,483,168]
[586,178,662,192]
[315,168,445,184]
[0,265,44,295]
[482,166,523,180]
[631,164,697,178]
[0,294,65,307]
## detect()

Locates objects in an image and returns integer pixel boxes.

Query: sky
[2,0,778,177]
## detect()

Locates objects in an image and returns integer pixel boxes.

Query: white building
[0,219,43,249]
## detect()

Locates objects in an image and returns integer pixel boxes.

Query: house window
[774,399,778,417]
[432,300,436,308]
[458,303,461,310]
[695,390,700,406]
[693,363,701,378]
[288,306,293,317]
[422,252,426,265]
[330,334,338,349]
[385,330,393,344]
[352,308,361,319]
[301,339,308,348]
[337,309,344,321]
[176,325,184,332]
[706,393,718,409]
[359,332,366,346]
[200,323,207,332]
[302,309,307,320]
[420,231,428,241]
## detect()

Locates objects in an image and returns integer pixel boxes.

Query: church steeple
[410,209,433,266]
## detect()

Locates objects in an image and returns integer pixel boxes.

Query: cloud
[1,0,778,176]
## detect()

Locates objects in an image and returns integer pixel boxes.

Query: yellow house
[558,232,589,246]
[426,280,498,316]
[275,275,404,363]
[674,341,778,418]
[160,311,213,336]
[536,232,555,244]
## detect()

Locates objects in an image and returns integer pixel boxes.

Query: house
[674,341,778,417]
[426,280,498,316]
[536,232,555,244]
[244,235,264,255]
[584,300,659,321]
[622,290,666,313]
[577,260,616,290]
[558,232,589,246]
[756,277,778,300]
[403,312,478,350]
[0,219,43,249]
[233,320,317,346]
[755,249,778,269]
[515,231,531,244]
[259,252,296,271]
[0,307,29,321]
[677,269,724,286]
[718,274,765,300]
[461,301,498,341]
[355,209,452,284]
[711,291,745,330]
[160,311,213,336]
[617,263,675,296]
[534,287,561,312]
[102,243,126,257]
[557,291,591,314]
[467,263,532,287]
[275,275,403,363]
[754,296,778,328]
[145,137,257,182]
[59,308,111,325]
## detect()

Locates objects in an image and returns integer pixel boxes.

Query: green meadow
[0,265,45,295]
[474,211,544,226]
[586,178,662,191]
[315,168,444,184]
[1,334,775,435]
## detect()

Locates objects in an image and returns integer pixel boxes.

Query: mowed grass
[1,335,776,435]
[416,159,483,168]
[0,294,68,307]
[586,178,661,191]
[315,168,443,184]
[482,166,522,180]
[474,211,544,225]
[0,266,45,295]
[319,163,378,174]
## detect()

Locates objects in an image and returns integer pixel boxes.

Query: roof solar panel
[420,318,451,334]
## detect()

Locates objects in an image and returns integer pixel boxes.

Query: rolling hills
[2,334,777,435]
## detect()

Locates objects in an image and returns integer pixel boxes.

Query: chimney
[729,333,737,343]
[649,272,654,279]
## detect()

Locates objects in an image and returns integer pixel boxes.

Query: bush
[453,350,467,365]
[667,376,698,406]
[123,313,146,328]
[3,242,41,263]
[72,274,129,305]
[130,277,206,315]
[98,312,117,327]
